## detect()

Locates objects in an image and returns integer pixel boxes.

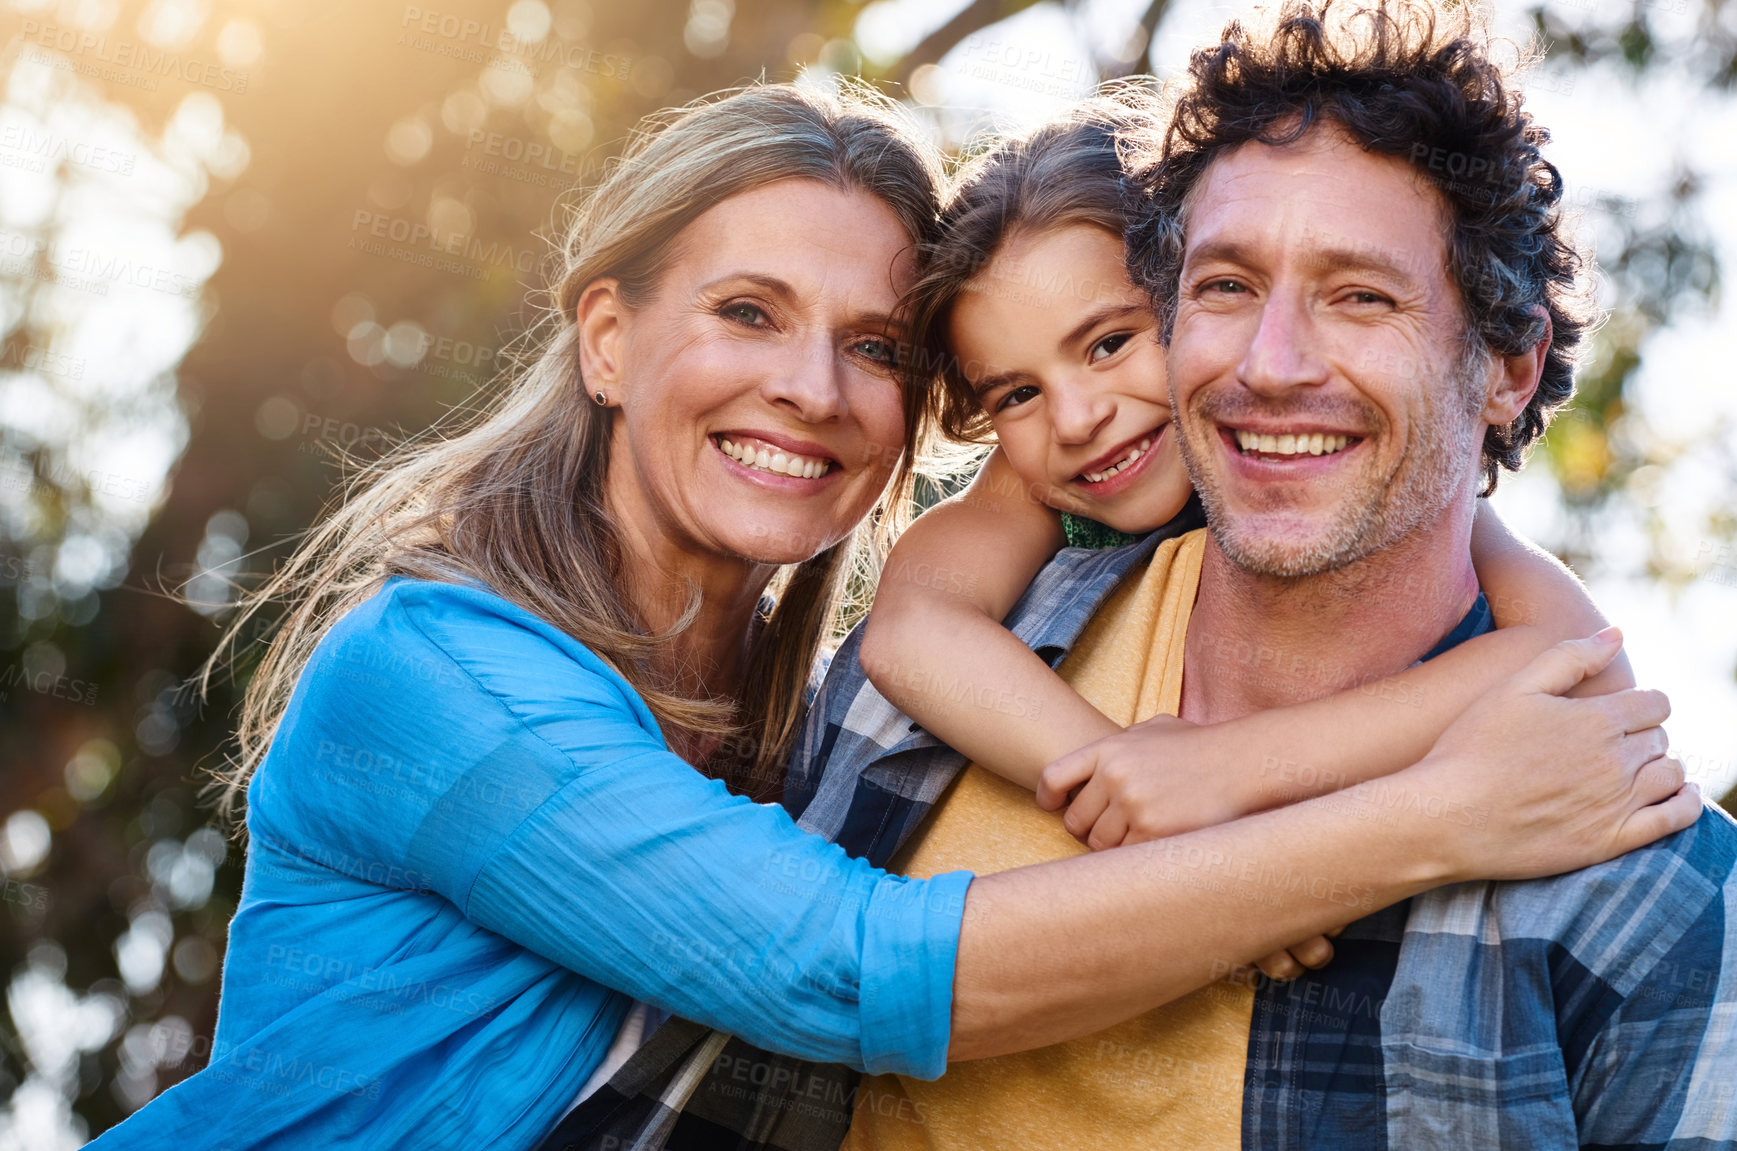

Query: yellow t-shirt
[843,529,1251,1151]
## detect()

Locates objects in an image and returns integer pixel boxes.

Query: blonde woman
[88,84,1694,1151]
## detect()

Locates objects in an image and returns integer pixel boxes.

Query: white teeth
[1234,430,1352,456]
[718,436,831,479]
[1081,436,1157,485]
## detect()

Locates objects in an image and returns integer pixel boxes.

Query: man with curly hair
[555,3,1736,1148]
[1104,0,1737,1144]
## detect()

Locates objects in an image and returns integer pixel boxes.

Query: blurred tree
[0,0,1731,1144]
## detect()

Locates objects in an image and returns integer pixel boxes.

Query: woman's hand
[1036,715,1252,849]
[1406,627,1699,884]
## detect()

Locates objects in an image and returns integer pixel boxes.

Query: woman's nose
[760,336,848,423]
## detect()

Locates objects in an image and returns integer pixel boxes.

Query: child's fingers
[1254,949,1303,981]
[1286,935,1335,969]
[1061,779,1111,843]
[1037,749,1099,811]
[1085,807,1129,853]
[1253,936,1336,982]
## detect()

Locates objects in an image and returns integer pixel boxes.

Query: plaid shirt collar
[543,511,1737,1151]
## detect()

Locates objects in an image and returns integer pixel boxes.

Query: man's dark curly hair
[1123,0,1598,493]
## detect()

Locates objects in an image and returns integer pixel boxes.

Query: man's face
[1166,125,1488,578]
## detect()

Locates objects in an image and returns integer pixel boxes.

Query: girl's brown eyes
[1089,332,1132,362]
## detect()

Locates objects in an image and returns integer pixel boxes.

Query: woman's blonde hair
[206,82,945,820]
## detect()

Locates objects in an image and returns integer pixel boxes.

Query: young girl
[860,93,1630,971]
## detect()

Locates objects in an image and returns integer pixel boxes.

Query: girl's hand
[1408,628,1699,883]
[1037,715,1251,850]
[1251,926,1346,982]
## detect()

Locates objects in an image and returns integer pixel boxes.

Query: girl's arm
[1040,501,1637,847]
[1472,499,1634,696]
[860,448,1119,790]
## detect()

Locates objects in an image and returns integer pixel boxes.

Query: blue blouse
[90,578,973,1149]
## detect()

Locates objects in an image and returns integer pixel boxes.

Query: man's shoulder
[1509,802,1737,909]
[1408,805,1735,989]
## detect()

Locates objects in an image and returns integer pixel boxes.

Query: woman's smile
[713,432,839,482]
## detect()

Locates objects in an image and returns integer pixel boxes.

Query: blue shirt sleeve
[249,578,970,1079]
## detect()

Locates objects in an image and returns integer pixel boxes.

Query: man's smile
[1216,422,1369,480]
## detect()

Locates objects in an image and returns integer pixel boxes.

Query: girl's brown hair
[906,85,1168,445]
[205,82,944,819]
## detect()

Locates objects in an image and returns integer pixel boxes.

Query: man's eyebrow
[1060,303,1148,349]
[1185,238,1425,286]
[1301,244,1426,285]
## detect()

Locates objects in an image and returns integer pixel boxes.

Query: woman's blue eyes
[855,337,898,366]
[718,302,898,368]
[720,302,768,326]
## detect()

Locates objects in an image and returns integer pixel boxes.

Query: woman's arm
[311,584,1689,1072]
[1039,502,1636,847]
[952,634,1694,1060]
[861,448,1119,789]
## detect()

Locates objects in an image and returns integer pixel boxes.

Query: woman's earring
[593,390,608,406]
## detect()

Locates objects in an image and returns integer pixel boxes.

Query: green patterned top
[1059,512,1145,551]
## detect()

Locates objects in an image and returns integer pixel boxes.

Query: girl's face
[949,224,1193,534]
[589,178,913,574]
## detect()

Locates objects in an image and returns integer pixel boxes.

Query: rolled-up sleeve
[283,580,974,1079]
[857,869,972,1077]
[455,734,971,1079]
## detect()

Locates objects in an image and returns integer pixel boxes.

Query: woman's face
[949,223,1193,534]
[589,178,914,573]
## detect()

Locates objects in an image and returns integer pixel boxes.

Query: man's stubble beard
[1177,346,1488,580]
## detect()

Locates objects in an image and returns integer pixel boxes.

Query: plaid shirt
[543,517,1737,1151]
